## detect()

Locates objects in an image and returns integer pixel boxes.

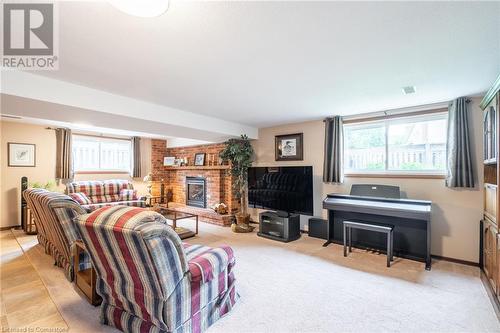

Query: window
[72,135,132,172]
[343,112,447,175]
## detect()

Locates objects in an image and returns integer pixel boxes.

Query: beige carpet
[10,220,500,333]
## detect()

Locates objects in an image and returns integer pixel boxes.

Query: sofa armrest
[50,200,87,215]
[188,245,234,283]
[142,225,190,298]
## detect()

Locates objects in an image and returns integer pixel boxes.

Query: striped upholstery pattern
[120,189,139,201]
[67,180,146,211]
[23,188,91,280]
[74,206,238,333]
[185,244,235,283]
[69,192,92,205]
[82,200,146,212]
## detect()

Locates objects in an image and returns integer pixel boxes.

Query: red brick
[151,141,240,217]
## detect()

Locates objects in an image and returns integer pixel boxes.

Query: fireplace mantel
[164,165,230,171]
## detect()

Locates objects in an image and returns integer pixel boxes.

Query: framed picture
[275,133,303,161]
[8,143,36,167]
[163,156,175,166]
[194,153,206,166]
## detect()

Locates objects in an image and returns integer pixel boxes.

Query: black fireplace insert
[186,177,206,208]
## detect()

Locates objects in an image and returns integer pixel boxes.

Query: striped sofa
[23,188,91,281]
[73,206,238,333]
[66,180,146,212]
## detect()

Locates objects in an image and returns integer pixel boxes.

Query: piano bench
[343,220,395,267]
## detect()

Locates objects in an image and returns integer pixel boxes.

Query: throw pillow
[120,189,138,201]
[69,192,92,205]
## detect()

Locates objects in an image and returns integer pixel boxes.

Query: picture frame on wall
[275,133,303,161]
[194,153,206,166]
[163,156,176,166]
[8,143,36,167]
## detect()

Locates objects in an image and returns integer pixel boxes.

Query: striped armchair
[23,188,91,281]
[73,206,238,333]
[66,180,146,212]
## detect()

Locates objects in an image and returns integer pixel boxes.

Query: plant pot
[235,213,250,225]
[231,215,255,233]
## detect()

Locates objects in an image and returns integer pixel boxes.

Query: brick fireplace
[151,140,238,226]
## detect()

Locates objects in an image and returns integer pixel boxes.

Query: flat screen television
[248,166,313,216]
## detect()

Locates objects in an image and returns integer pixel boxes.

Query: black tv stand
[257,211,301,242]
[275,210,292,218]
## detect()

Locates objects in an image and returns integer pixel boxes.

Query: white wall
[251,98,484,263]
[1,121,60,228]
[0,120,151,228]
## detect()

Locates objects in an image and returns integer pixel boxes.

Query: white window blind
[72,135,132,172]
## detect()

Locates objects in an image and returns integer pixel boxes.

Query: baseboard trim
[431,255,479,267]
[252,228,479,268]
[480,270,500,321]
[0,225,21,231]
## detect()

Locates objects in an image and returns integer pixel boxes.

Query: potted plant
[30,180,57,191]
[220,134,255,232]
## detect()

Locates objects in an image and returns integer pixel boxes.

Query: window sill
[344,172,446,179]
[74,171,131,175]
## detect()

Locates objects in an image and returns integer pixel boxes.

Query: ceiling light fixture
[402,86,416,95]
[108,0,169,18]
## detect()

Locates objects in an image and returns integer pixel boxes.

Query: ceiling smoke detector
[402,86,416,95]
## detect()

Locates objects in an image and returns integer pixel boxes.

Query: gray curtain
[132,136,142,178]
[446,97,475,188]
[323,116,343,183]
[55,128,73,180]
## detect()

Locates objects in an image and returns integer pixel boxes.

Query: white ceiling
[9,1,500,130]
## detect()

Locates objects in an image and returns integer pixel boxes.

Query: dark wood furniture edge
[479,88,500,318]
[480,270,500,321]
[73,240,101,306]
[153,206,199,239]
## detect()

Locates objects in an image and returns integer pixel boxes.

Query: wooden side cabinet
[480,74,500,316]
[484,104,498,164]
[483,218,498,293]
[73,240,101,306]
[485,184,498,224]
[497,233,500,302]
[22,206,38,235]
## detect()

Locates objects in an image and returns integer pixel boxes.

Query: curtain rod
[342,108,448,125]
[74,133,132,141]
[46,127,133,141]
[325,100,458,123]
[325,98,472,123]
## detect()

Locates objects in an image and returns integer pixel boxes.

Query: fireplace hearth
[186,177,206,208]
